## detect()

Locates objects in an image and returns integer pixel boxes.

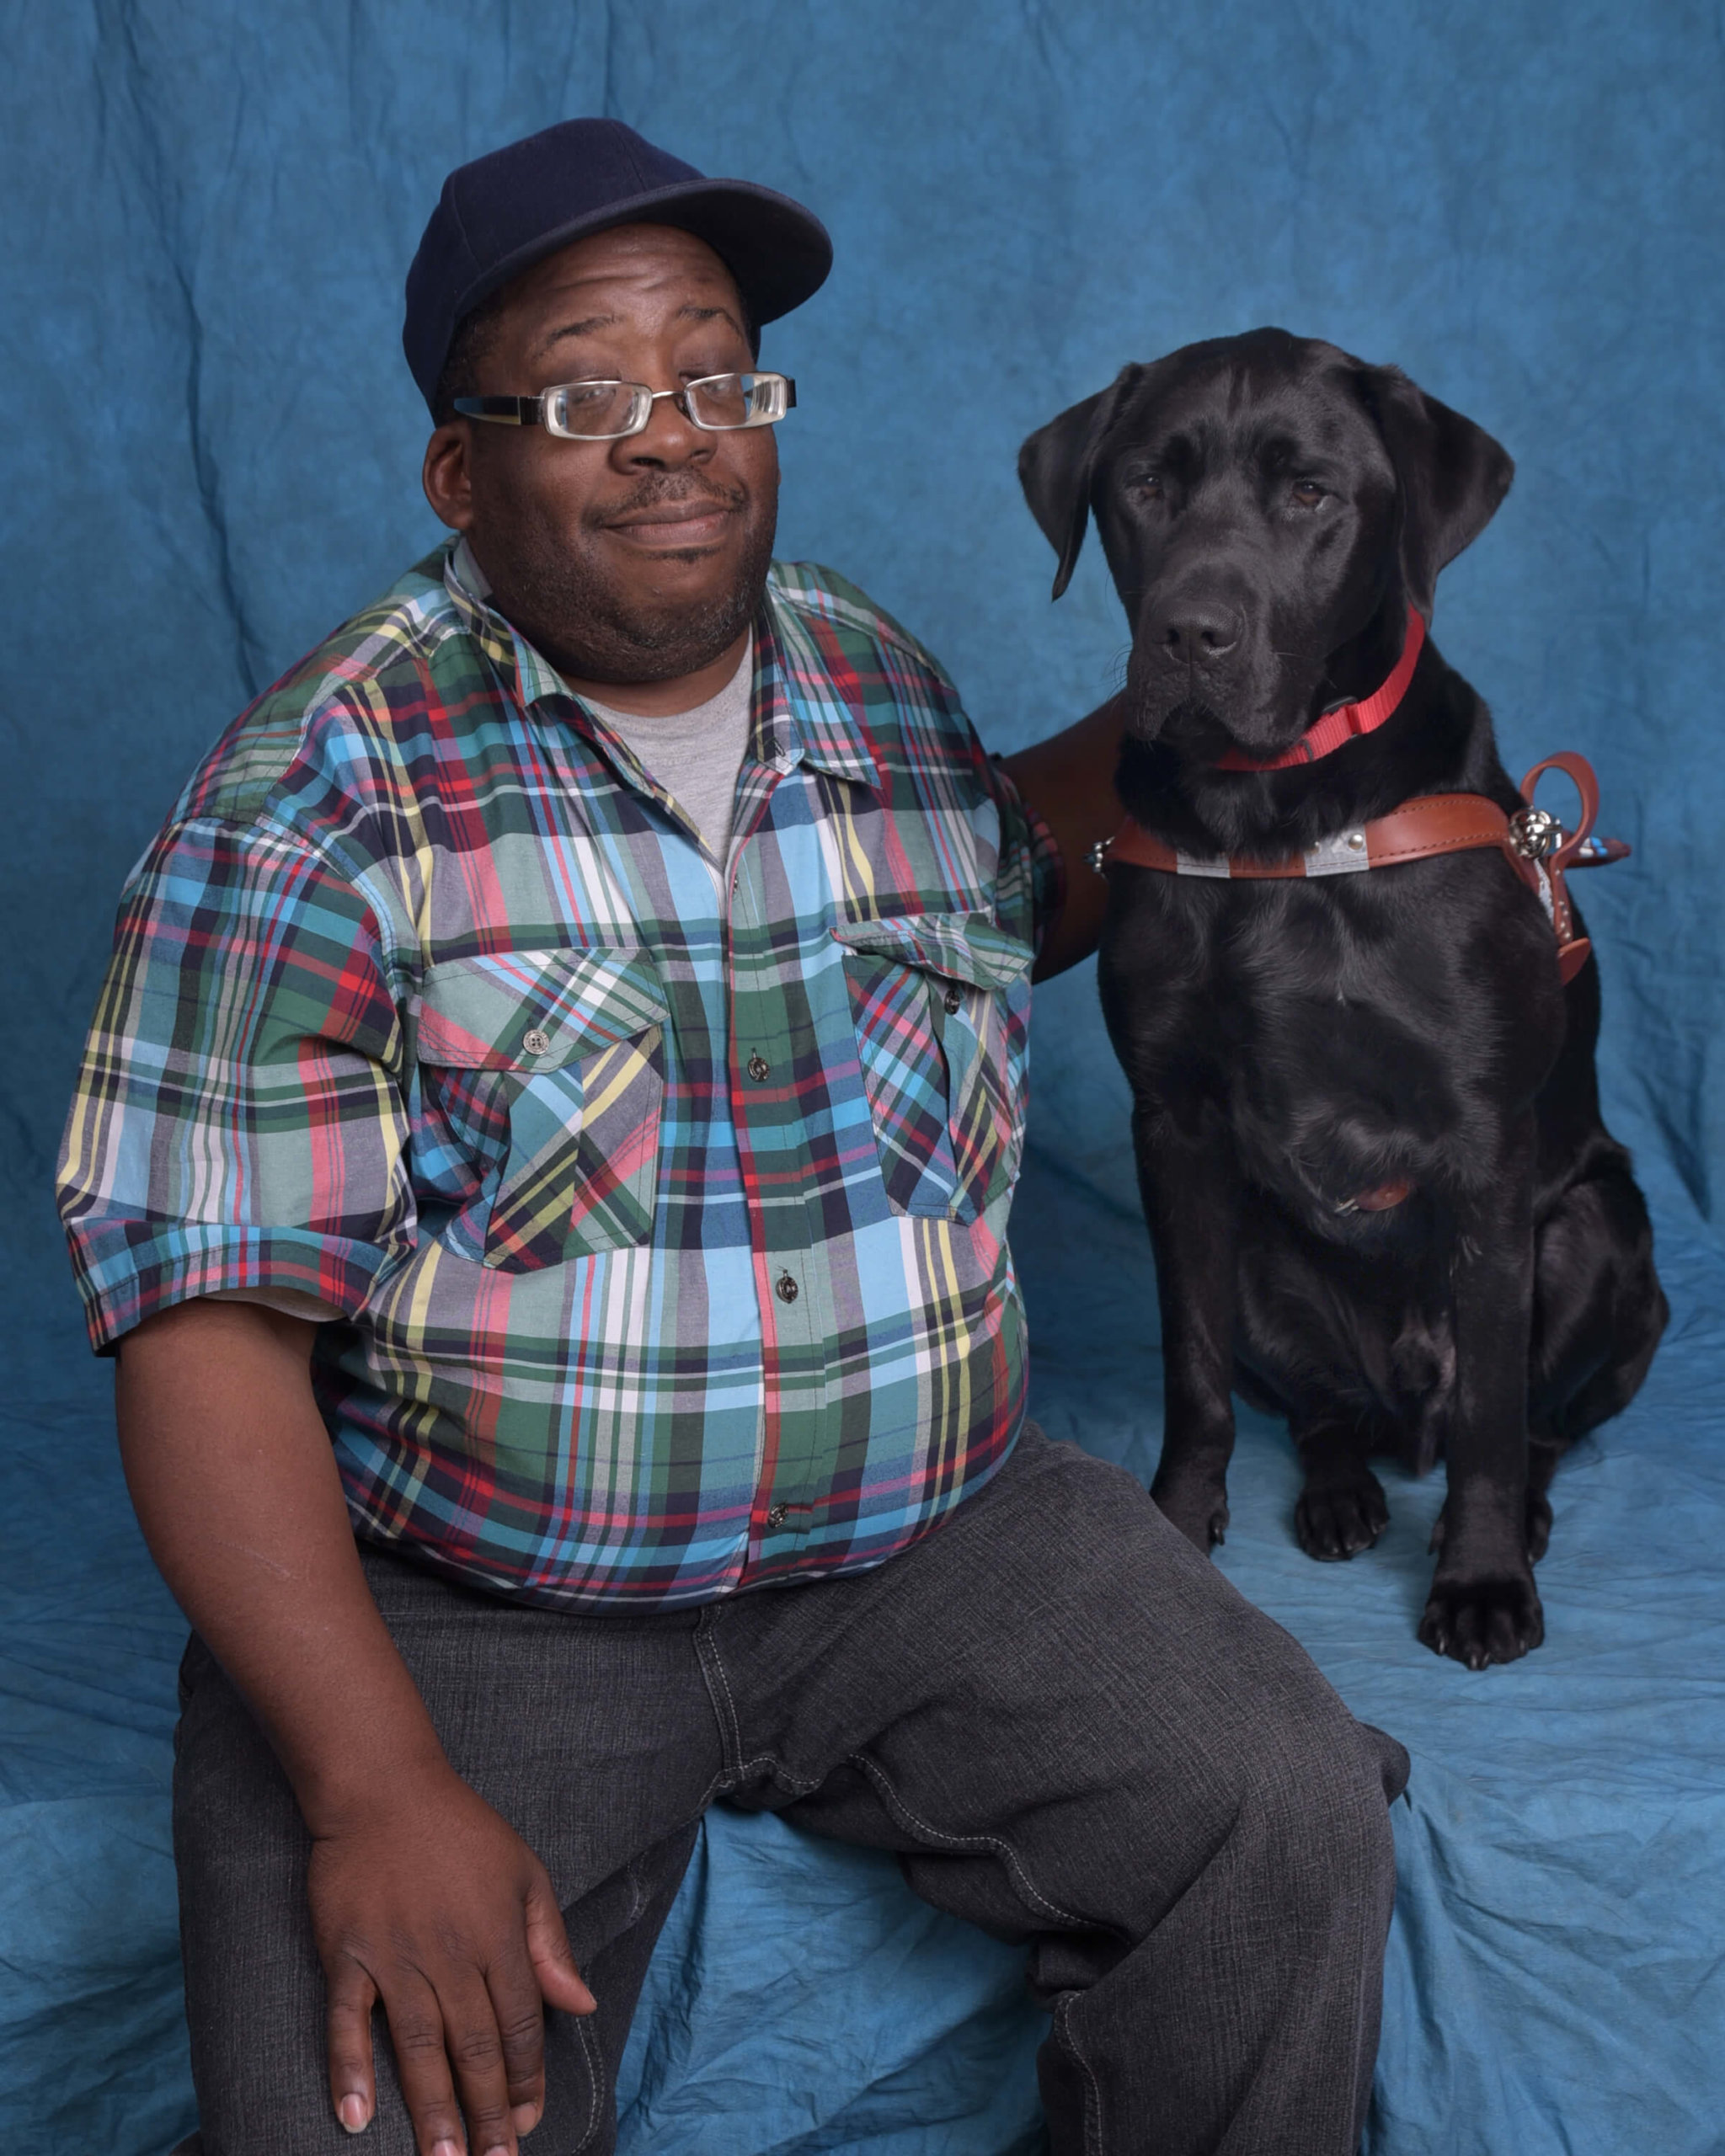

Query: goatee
[494,478,777,687]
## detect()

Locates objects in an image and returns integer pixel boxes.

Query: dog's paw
[1417,1573,1545,1668]
[1151,1473,1231,1553]
[1295,1470,1390,1561]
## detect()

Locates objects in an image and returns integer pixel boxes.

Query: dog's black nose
[1151,601,1241,662]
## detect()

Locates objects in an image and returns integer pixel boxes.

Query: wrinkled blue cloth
[3,3,1722,2151]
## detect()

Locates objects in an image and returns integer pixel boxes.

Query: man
[57,120,1407,2156]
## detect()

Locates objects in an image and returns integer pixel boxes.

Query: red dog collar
[1215,605,1427,771]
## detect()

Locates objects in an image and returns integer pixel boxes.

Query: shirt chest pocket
[411,947,669,1270]
[832,912,1033,1223]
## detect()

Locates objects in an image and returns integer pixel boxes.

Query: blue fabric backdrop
[3,3,1722,2151]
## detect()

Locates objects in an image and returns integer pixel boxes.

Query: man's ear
[1357,366,1514,617]
[1017,365,1143,600]
[422,420,478,533]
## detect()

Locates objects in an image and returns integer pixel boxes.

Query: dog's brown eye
[1291,480,1327,507]
[1135,474,1164,499]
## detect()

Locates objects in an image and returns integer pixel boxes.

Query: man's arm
[998,693,1128,980]
[118,1298,595,2156]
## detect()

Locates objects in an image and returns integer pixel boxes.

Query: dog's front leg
[1419,1128,1545,1668]
[1134,1095,1241,1552]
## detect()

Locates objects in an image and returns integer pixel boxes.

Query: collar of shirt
[443,535,881,799]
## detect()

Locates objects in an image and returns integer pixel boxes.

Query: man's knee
[1233,1694,1406,1940]
[1094,1614,1407,1958]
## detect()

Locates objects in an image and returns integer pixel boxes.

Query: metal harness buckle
[1509,805,1562,860]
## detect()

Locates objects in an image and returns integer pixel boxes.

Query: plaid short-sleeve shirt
[56,542,1062,1608]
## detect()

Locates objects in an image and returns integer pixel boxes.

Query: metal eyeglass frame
[452,371,796,440]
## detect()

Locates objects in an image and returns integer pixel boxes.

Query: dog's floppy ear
[1359,366,1515,617]
[1018,366,1143,600]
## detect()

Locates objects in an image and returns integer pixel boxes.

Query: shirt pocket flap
[412,948,669,1071]
[830,911,1033,991]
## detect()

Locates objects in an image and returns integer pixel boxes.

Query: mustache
[590,475,748,526]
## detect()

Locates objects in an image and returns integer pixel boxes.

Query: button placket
[724,781,829,1573]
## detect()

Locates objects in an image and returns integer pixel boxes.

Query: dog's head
[1018,329,1513,764]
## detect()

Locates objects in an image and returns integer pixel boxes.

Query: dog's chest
[1099,874,1493,1219]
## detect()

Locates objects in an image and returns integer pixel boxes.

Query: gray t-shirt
[585,635,754,863]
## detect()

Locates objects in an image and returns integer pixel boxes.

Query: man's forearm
[121,1298,595,2150]
[1000,693,1127,980]
[115,1297,446,1829]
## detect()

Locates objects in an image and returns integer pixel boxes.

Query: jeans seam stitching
[694,1614,751,1785]
[1055,1992,1106,2154]
[766,1762,821,1795]
[842,1749,1087,1926]
[622,1852,649,1929]
[572,2003,604,2150]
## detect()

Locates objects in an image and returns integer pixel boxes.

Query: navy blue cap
[403,118,833,413]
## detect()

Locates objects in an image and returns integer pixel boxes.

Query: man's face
[424,223,779,688]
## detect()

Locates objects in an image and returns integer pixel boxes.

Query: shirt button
[747,1053,770,1081]
[943,985,962,1014]
[766,1502,788,1529]
[522,1027,553,1055]
[775,1272,799,1304]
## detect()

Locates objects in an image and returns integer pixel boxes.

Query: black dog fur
[1020,329,1666,1668]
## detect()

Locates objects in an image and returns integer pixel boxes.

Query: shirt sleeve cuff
[64,1219,393,1353]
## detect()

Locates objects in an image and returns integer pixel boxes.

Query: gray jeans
[172,1424,1407,2156]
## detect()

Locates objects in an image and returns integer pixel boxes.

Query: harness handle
[1519,751,1599,871]
[1515,753,1612,985]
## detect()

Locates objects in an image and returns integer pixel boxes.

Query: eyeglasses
[453,371,796,440]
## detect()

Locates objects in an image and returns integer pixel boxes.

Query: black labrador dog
[1020,329,1665,1668]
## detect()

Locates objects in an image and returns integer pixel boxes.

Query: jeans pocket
[412,946,669,1268]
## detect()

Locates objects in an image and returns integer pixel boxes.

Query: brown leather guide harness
[1098,752,1629,990]
[1089,622,1634,1215]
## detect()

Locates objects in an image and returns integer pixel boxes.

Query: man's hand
[115,1297,596,2153]
[1000,691,1128,980]
[312,1767,594,2153]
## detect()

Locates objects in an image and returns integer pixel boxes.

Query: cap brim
[451,175,833,340]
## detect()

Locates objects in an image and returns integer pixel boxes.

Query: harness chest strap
[1102,754,1631,989]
